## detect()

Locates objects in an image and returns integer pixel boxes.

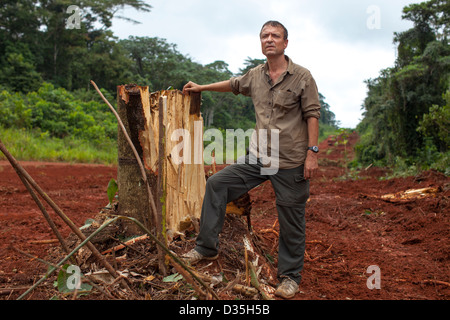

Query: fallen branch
[157,96,168,275]
[259,228,279,237]
[395,278,450,288]
[232,284,258,297]
[101,234,149,255]
[305,241,333,262]
[0,287,30,296]
[28,239,60,245]
[10,246,58,268]
[258,219,279,236]
[423,279,450,287]
[306,240,331,248]
[359,187,441,204]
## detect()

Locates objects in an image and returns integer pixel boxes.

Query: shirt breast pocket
[273,90,299,114]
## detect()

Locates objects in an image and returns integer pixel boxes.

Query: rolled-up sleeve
[230,70,253,97]
[301,77,321,119]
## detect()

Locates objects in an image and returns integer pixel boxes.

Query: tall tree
[119,36,194,91]
[0,0,43,92]
[0,0,151,92]
[318,93,338,128]
[357,0,449,166]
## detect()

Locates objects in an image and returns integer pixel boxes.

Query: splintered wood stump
[140,90,206,237]
[116,87,204,238]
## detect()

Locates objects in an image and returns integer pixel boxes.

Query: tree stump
[117,84,155,234]
[117,86,205,238]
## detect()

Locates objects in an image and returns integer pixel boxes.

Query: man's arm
[182,80,232,94]
[304,117,319,179]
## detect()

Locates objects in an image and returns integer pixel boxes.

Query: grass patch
[0,126,117,165]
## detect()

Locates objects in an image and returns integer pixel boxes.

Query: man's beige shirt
[230,56,321,169]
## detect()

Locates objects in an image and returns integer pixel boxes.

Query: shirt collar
[263,55,294,75]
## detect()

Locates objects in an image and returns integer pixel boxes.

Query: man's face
[260,25,288,58]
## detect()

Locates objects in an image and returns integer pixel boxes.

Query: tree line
[0,0,338,140]
[356,0,449,173]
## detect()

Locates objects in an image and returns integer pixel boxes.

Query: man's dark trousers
[194,155,310,284]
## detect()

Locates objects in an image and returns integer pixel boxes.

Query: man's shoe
[275,277,299,299]
[181,249,218,265]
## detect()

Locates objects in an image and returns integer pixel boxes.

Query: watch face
[309,146,319,153]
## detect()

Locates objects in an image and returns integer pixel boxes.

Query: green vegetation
[0,83,117,142]
[107,179,119,205]
[0,82,118,164]
[54,264,92,298]
[0,126,117,164]
[0,1,338,164]
[356,0,449,175]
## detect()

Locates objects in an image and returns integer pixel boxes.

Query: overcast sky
[111,0,422,128]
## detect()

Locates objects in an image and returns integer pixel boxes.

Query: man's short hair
[260,21,288,40]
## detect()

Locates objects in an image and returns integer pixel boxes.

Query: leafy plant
[163,273,183,283]
[107,178,118,205]
[54,264,92,296]
[417,90,450,151]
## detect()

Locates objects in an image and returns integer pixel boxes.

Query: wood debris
[360,187,441,203]
[380,187,440,202]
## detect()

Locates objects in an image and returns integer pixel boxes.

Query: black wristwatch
[308,146,319,153]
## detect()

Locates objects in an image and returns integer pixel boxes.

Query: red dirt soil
[1,133,449,300]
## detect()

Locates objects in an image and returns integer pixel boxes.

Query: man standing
[182,21,321,299]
